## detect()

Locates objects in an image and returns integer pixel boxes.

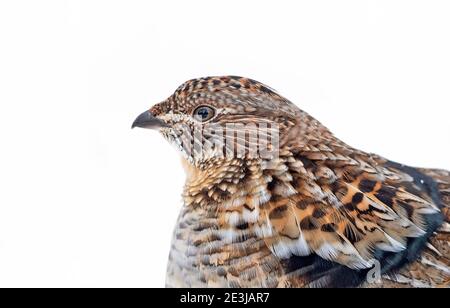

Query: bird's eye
[193,105,215,122]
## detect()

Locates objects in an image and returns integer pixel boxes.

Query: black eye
[193,106,215,122]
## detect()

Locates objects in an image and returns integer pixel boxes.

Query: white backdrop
[0,0,449,287]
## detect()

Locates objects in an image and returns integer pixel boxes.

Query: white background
[0,0,449,287]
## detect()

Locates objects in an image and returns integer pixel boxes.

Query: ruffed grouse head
[132,76,334,168]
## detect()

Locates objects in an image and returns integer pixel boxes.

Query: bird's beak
[131,111,168,129]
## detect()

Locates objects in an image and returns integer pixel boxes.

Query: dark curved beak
[131,111,168,129]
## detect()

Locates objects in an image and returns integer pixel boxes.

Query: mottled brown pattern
[134,76,449,288]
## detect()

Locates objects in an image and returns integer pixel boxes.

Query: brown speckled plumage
[133,76,450,288]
